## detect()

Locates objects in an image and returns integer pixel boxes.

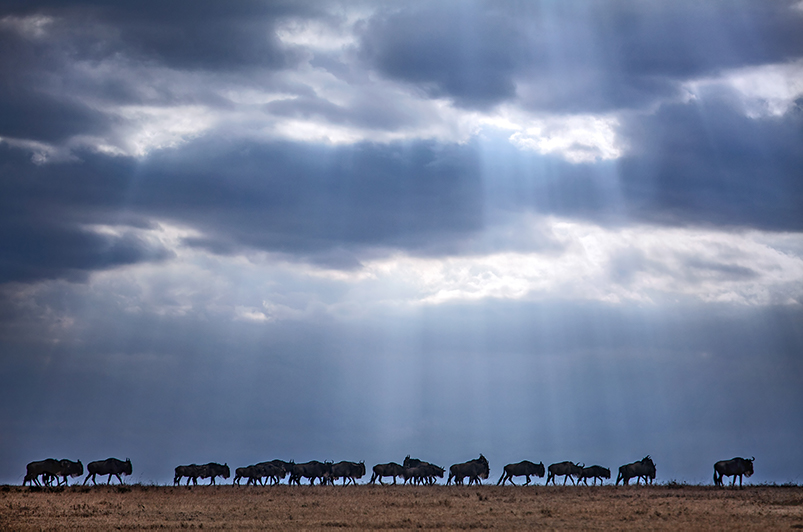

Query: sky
[1,0,802,486]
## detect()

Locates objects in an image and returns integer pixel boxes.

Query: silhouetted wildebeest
[546,461,584,485]
[370,462,405,485]
[199,463,230,485]
[173,463,229,486]
[23,459,65,487]
[403,463,445,485]
[616,456,656,485]
[253,460,292,485]
[497,460,545,486]
[256,461,289,485]
[578,465,610,486]
[33,459,83,487]
[447,455,490,486]
[234,465,256,486]
[174,464,200,486]
[402,456,444,485]
[330,461,365,485]
[83,458,132,485]
[232,463,281,486]
[289,461,332,485]
[714,457,754,487]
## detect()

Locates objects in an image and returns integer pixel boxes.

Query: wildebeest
[546,461,583,485]
[370,462,405,485]
[714,457,754,487]
[289,461,332,485]
[578,465,611,486]
[174,464,200,486]
[447,455,490,486]
[403,463,445,485]
[199,462,230,485]
[402,456,445,485]
[248,460,295,485]
[233,465,259,486]
[330,461,365,485]
[174,463,229,486]
[33,459,83,487]
[253,460,291,485]
[83,458,132,485]
[23,459,66,487]
[497,460,545,486]
[616,456,656,486]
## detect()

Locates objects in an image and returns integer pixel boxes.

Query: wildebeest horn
[751,456,755,461]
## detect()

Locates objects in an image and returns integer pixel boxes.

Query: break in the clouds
[1,1,802,485]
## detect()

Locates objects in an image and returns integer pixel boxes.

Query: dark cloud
[618,97,803,230]
[0,1,310,71]
[129,139,485,262]
[0,138,484,283]
[0,145,172,284]
[361,1,803,112]
[360,4,523,109]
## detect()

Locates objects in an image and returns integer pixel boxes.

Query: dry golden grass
[1,483,802,530]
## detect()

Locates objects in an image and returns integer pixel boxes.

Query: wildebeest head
[123,459,133,475]
[477,455,490,478]
[745,457,755,477]
[63,459,83,477]
[642,456,656,479]
[222,463,231,478]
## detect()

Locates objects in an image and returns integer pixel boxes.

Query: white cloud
[0,136,78,164]
[111,105,218,156]
[77,219,803,326]
[506,113,624,163]
[684,59,803,118]
[0,14,53,39]
[318,219,803,308]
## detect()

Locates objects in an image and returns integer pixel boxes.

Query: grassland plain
[1,484,802,530]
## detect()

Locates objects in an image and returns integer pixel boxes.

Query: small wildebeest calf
[714,457,754,488]
[497,460,545,486]
[83,458,132,485]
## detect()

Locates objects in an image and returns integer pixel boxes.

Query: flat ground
[1,484,802,530]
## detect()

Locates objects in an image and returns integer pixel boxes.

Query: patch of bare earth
[1,484,802,530]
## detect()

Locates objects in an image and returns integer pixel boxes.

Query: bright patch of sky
[68,219,803,332]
